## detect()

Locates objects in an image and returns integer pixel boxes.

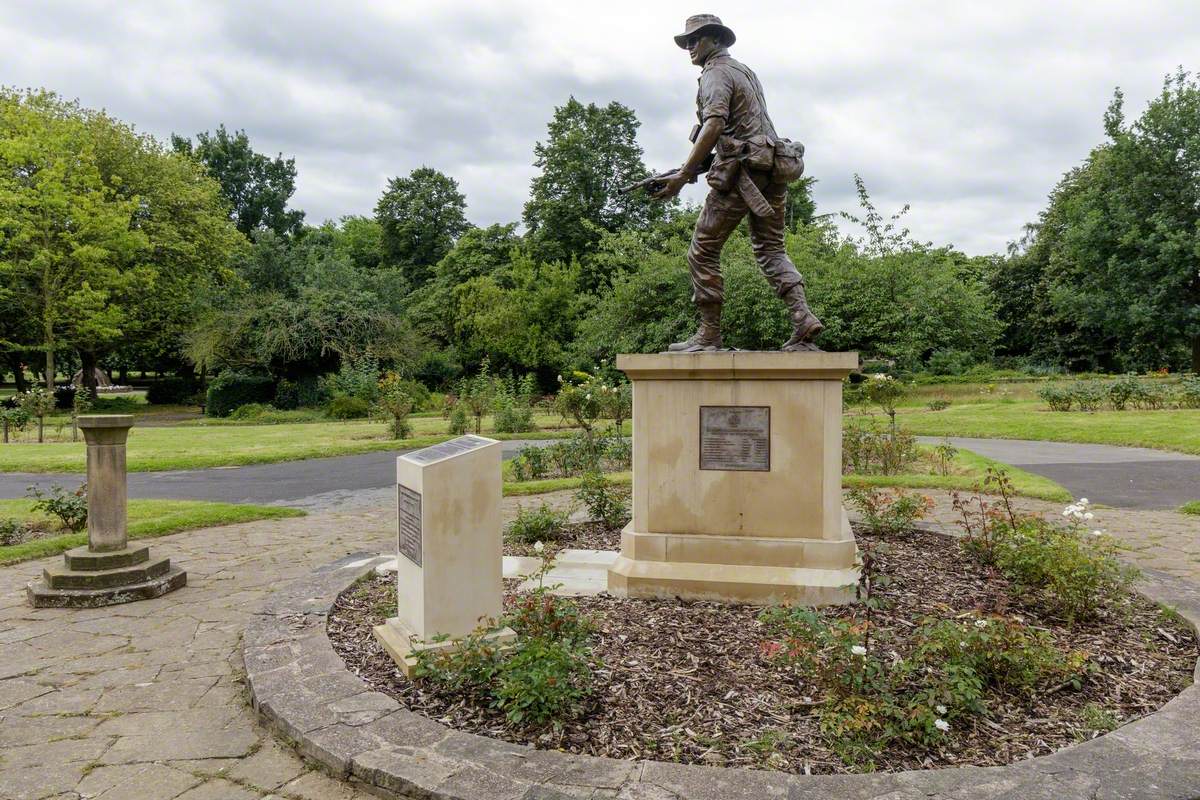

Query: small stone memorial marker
[374,434,512,674]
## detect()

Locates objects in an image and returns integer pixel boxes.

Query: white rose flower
[533,541,544,554]
[974,619,988,629]
[851,645,867,656]
[935,718,950,732]
[936,704,947,715]
[1084,512,1094,520]
[1092,530,1103,537]
[1080,498,1089,505]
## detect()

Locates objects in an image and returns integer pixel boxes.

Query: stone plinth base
[27,544,186,608]
[373,616,515,678]
[609,351,859,605]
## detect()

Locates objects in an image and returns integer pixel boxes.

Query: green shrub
[926,349,975,376]
[759,606,1084,769]
[319,358,381,404]
[1130,380,1168,410]
[1070,382,1106,412]
[842,422,918,475]
[1179,500,1200,515]
[0,518,29,546]
[375,372,415,439]
[145,377,200,405]
[448,404,470,434]
[574,471,630,529]
[410,626,505,700]
[925,398,951,411]
[227,403,275,421]
[493,636,592,727]
[846,487,933,536]
[90,396,143,413]
[273,376,325,410]
[1037,383,1073,411]
[1177,374,1200,409]
[26,483,87,532]
[505,503,569,544]
[493,374,537,433]
[510,446,549,482]
[206,372,275,418]
[53,385,76,410]
[1105,375,1140,410]
[326,395,371,419]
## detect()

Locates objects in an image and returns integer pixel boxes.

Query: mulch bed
[329,523,1197,774]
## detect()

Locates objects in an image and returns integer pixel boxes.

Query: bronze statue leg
[687,188,748,304]
[747,179,803,297]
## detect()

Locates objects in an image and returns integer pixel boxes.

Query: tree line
[1,72,1196,402]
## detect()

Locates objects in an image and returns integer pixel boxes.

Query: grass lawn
[0,416,576,473]
[860,402,1200,455]
[1179,501,1200,516]
[0,499,304,565]
[500,447,1070,502]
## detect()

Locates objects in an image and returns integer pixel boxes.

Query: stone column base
[373,616,516,677]
[607,521,859,605]
[27,544,186,608]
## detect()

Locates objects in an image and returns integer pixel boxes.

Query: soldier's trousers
[686,170,804,305]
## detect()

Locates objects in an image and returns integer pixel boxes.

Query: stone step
[43,556,172,590]
[27,567,187,608]
[63,544,150,571]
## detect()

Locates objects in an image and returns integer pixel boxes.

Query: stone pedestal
[27,415,186,608]
[607,352,859,605]
[374,435,514,675]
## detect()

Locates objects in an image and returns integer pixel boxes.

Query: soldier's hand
[651,172,689,200]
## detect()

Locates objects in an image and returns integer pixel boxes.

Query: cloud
[3,0,1198,254]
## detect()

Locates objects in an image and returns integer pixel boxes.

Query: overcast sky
[4,1,1198,255]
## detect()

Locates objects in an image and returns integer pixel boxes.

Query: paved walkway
[1,488,1198,799]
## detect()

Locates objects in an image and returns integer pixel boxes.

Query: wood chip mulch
[328,524,1197,775]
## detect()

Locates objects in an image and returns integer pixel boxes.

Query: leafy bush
[925,398,950,411]
[1177,374,1200,408]
[860,374,907,428]
[1,406,30,440]
[493,374,537,433]
[273,376,325,410]
[1105,375,1140,410]
[228,403,276,421]
[510,446,549,482]
[1070,382,1106,412]
[27,483,87,532]
[375,372,415,439]
[759,606,1084,768]
[954,478,1136,622]
[574,471,630,528]
[1038,383,1073,411]
[319,357,381,405]
[326,395,371,419]
[91,396,143,413]
[411,626,506,700]
[53,385,76,410]
[842,422,918,475]
[447,403,470,435]
[846,487,933,536]
[926,349,975,376]
[145,377,200,405]
[457,360,496,434]
[493,636,593,727]
[505,502,570,544]
[0,518,29,546]
[1129,380,1168,410]
[206,372,275,418]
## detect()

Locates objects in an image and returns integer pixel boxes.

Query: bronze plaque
[397,485,422,566]
[699,406,770,472]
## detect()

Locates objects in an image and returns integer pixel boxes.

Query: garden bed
[328,523,1196,775]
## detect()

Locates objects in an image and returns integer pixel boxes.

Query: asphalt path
[2,436,1197,511]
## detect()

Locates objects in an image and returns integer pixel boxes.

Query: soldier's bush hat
[674,14,736,48]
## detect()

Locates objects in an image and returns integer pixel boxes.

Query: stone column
[27,414,186,607]
[79,415,133,552]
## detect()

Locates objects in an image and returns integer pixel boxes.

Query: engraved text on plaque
[397,485,422,566]
[699,406,770,471]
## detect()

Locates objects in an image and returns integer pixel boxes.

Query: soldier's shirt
[695,48,780,144]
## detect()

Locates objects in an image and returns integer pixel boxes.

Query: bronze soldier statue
[648,14,823,352]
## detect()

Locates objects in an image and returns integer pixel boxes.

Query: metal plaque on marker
[397,485,422,566]
[406,434,490,465]
[699,406,771,472]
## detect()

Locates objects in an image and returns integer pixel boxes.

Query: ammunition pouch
[770,138,805,185]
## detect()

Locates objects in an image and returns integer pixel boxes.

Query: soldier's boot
[668,303,723,352]
[780,283,824,352]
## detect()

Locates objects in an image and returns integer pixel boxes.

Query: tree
[172,125,304,237]
[784,176,818,232]
[374,166,469,289]
[0,90,147,389]
[999,71,1200,372]
[523,98,664,270]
